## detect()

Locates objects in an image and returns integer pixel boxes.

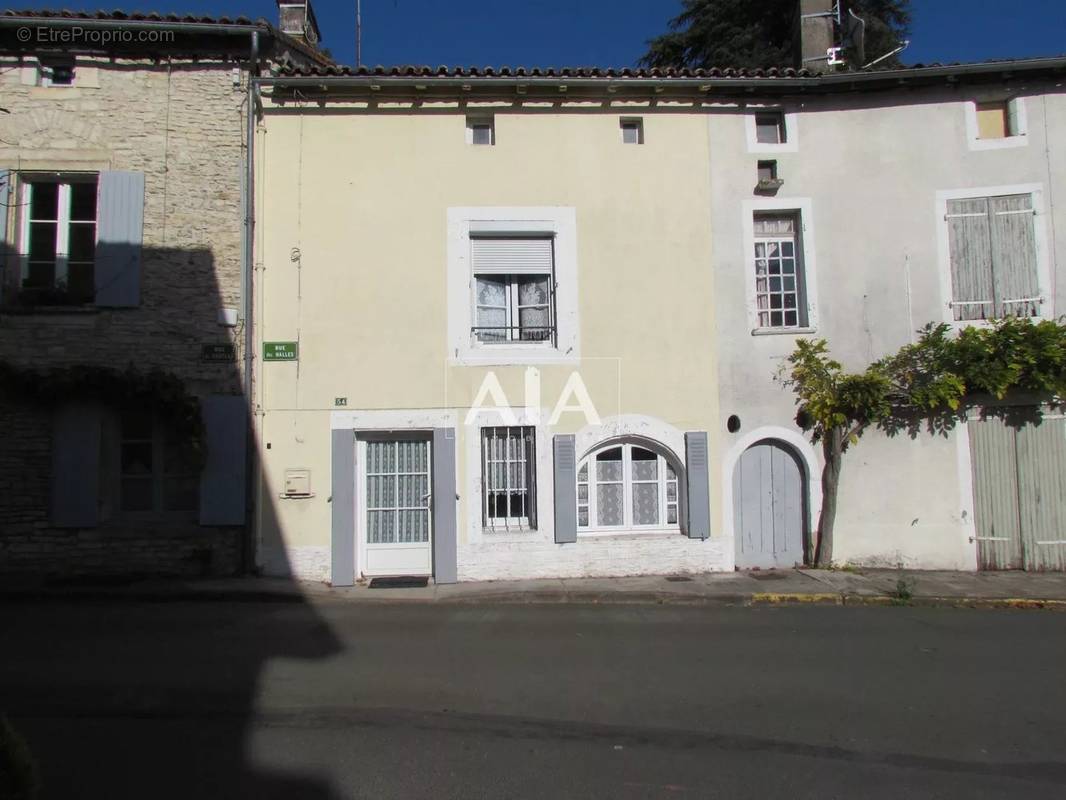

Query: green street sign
[263,341,298,362]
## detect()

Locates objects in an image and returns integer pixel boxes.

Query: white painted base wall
[263,537,729,583]
[259,545,331,583]
[458,533,730,582]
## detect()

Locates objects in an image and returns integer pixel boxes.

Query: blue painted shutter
[553,434,577,543]
[199,395,247,526]
[685,431,711,540]
[95,171,145,307]
[432,428,458,584]
[51,404,101,528]
[331,429,356,587]
[0,169,10,290]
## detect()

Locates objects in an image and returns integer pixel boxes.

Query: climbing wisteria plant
[784,318,1066,567]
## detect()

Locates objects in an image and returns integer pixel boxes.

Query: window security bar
[472,325,556,344]
[948,296,1043,307]
[945,209,1035,220]
[482,426,536,531]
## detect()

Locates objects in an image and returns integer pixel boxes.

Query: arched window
[577,443,680,532]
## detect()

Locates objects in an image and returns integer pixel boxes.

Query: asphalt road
[2,598,1065,799]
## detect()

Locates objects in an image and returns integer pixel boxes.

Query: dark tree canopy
[641,0,911,71]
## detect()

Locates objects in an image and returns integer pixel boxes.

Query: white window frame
[447,207,579,365]
[577,442,681,535]
[106,411,200,519]
[741,197,818,335]
[39,59,76,88]
[472,239,555,346]
[745,106,799,154]
[752,212,807,330]
[18,173,98,297]
[620,117,644,145]
[964,97,1028,151]
[463,407,552,545]
[481,425,537,531]
[935,183,1051,326]
[466,116,495,146]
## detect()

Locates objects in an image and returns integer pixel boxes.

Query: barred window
[481,426,536,530]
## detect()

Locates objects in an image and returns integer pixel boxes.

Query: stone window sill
[0,305,100,316]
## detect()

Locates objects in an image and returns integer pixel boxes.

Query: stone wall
[0,56,249,577]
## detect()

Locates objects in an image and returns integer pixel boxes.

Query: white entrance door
[360,437,433,577]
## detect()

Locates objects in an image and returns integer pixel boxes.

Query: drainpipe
[242,29,259,574]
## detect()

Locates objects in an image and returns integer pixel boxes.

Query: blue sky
[18,1,1066,68]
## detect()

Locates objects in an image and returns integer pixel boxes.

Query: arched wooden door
[734,440,807,569]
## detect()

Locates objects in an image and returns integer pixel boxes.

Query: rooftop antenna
[844,6,866,67]
[356,0,362,67]
[863,39,909,70]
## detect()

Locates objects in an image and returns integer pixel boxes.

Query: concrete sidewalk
[5,568,1066,608]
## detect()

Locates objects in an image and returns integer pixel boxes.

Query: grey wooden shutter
[51,404,101,528]
[988,194,1039,318]
[1006,100,1021,137]
[199,395,247,526]
[1015,416,1066,572]
[684,431,711,540]
[95,171,145,307]
[432,428,458,584]
[946,197,994,321]
[553,434,577,543]
[471,237,554,274]
[969,417,1023,570]
[330,429,356,587]
[0,170,10,255]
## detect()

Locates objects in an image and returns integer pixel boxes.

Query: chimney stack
[276,0,321,47]
[796,0,837,73]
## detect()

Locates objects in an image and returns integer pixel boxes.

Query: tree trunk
[814,428,844,568]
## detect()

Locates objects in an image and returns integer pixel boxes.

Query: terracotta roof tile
[2,9,259,25]
[273,63,816,79]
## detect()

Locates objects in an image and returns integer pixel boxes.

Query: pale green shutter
[946,197,994,321]
[95,171,145,307]
[988,194,1039,318]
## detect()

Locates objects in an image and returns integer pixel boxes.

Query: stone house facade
[252,55,1066,584]
[0,8,328,578]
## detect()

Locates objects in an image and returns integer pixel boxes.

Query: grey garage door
[734,440,807,570]
[970,414,1066,571]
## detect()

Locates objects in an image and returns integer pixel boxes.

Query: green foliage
[785,338,893,449]
[889,576,915,605]
[642,0,794,71]
[640,0,911,71]
[950,318,1066,399]
[854,0,913,68]
[787,317,1066,565]
[788,318,1066,449]
[0,715,40,800]
[0,361,205,465]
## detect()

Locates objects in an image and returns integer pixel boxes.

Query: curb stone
[751,592,1066,610]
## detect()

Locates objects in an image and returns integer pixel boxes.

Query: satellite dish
[843,7,866,68]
